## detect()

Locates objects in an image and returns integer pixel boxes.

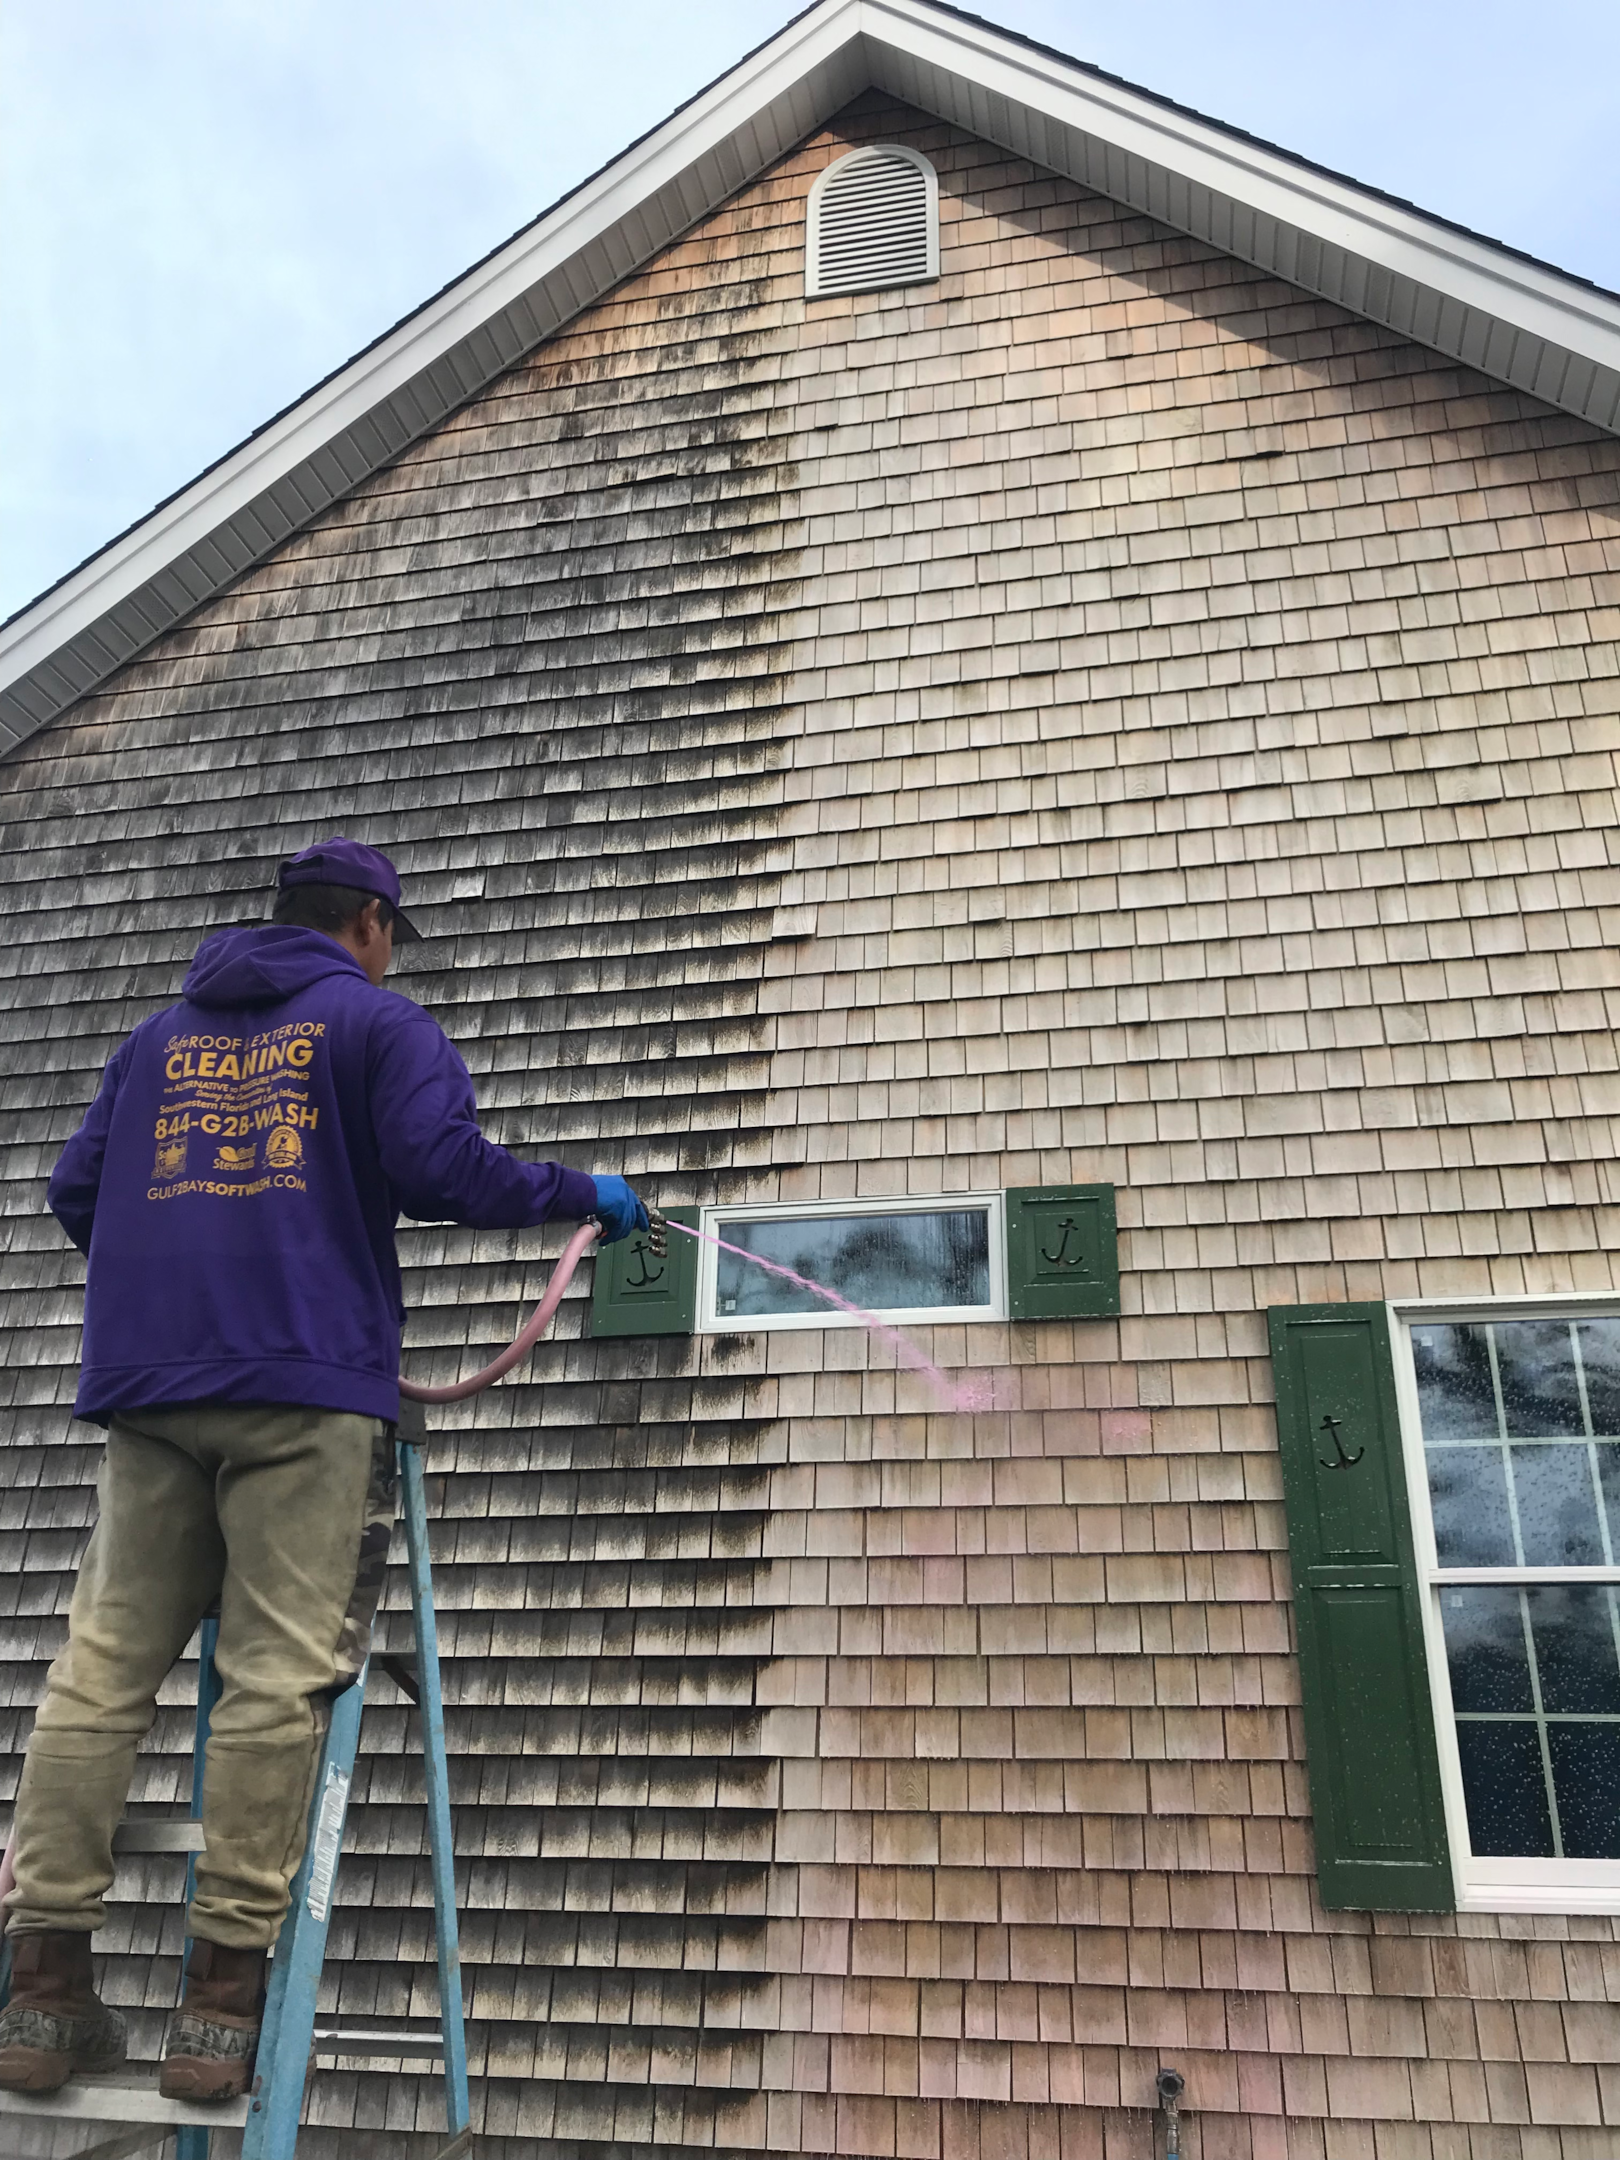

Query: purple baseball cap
[275,836,423,942]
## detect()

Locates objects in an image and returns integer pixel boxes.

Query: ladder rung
[310,2024,445,2057]
[112,1821,205,1854]
[0,2071,249,2128]
[376,1649,421,1704]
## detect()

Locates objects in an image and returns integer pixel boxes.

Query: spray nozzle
[644,1209,668,1259]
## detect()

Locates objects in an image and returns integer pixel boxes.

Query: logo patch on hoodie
[214,1144,257,1171]
[265,1126,304,1171]
[153,1139,187,1179]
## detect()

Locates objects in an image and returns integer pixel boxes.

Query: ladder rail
[240,1661,369,2160]
[0,1839,11,2010]
[182,1611,223,1949]
[174,1608,223,2160]
[401,1435,472,2144]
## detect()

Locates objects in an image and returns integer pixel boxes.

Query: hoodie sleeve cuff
[552,1167,601,1224]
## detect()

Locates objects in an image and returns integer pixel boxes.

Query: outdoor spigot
[1156,2068,1185,2160]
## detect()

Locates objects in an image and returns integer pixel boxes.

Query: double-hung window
[1395,1304,1620,1911]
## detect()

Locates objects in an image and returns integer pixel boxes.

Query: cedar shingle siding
[5,91,1620,2160]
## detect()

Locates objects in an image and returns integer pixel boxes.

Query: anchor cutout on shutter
[1318,1414,1366,1469]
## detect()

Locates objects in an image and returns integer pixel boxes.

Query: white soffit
[4,0,1619,753]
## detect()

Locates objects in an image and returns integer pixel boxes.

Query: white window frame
[1389,1293,1620,1915]
[697,1192,1006,1335]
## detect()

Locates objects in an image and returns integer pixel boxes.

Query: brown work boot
[159,1939,268,2103]
[0,1929,127,2093]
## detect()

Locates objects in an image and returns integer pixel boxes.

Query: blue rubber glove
[590,1174,651,1245]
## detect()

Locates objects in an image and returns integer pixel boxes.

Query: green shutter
[1267,1303,1453,1911]
[1005,1186,1119,1320]
[589,1206,698,1337]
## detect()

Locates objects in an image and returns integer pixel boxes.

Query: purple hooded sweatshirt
[48,926,598,1424]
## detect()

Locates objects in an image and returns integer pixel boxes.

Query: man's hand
[589,1174,651,1244]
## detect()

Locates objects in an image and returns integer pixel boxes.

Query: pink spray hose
[0,1223,616,1913]
[397,1217,603,1404]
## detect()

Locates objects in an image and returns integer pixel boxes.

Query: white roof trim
[5,0,1619,753]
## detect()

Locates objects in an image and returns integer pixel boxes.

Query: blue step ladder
[0,1425,470,2160]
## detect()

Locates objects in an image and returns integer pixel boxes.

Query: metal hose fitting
[1156,2068,1185,2160]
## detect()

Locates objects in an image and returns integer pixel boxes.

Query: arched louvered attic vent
[806,145,939,300]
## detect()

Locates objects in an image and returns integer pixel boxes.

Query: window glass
[1413,1318,1620,1869]
[712,1208,991,1320]
[1425,1445,1514,1567]
[1412,1322,1498,1441]
[1454,1719,1555,1856]
[1578,1322,1620,1433]
[1496,1320,1587,1437]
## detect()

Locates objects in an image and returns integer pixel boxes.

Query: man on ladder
[0,838,649,2104]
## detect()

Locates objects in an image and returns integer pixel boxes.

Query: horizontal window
[1396,1303,1620,1912]
[698,1195,1005,1332]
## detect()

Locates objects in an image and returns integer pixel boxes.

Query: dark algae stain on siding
[0,162,804,2159]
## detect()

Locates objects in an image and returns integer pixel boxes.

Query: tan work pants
[4,1403,395,1948]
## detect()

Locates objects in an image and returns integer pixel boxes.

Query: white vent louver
[806,145,939,300]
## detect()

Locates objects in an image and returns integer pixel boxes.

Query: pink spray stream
[396,1217,995,1414]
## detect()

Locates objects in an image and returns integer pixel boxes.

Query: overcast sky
[5,0,1619,625]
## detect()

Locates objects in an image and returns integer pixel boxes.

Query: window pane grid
[1519,1585,1561,1861]
[1413,1317,1620,1865]
[1574,1324,1618,1570]
[1486,1325,1528,1567]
